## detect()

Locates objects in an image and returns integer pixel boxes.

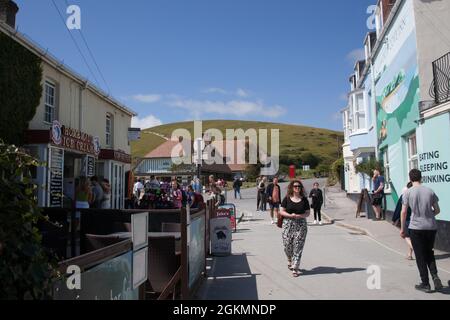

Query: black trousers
[409,229,438,285]
[313,206,322,221]
[257,191,261,209]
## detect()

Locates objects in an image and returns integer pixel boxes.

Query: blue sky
[15,0,375,131]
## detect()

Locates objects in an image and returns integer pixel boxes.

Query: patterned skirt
[282,218,308,270]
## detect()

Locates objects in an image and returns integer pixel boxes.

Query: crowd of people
[250,169,445,291]
[131,175,205,210]
[75,176,111,210]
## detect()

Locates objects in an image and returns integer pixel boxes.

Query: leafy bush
[0,141,57,300]
[0,33,43,146]
[355,158,383,177]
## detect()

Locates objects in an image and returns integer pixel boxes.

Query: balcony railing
[430,52,450,104]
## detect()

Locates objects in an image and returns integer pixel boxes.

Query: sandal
[292,270,301,277]
[287,260,293,270]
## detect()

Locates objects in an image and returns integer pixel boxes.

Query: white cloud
[203,87,251,98]
[131,94,162,104]
[131,114,163,129]
[203,88,228,95]
[168,98,286,119]
[346,48,366,63]
[236,88,250,97]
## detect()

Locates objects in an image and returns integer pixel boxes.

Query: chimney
[0,0,19,29]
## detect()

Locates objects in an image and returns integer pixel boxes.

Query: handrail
[157,267,182,300]
[57,239,132,273]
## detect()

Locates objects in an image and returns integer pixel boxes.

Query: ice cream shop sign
[51,121,100,156]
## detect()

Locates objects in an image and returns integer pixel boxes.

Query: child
[309,182,324,225]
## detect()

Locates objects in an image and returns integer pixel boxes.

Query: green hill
[131,120,343,169]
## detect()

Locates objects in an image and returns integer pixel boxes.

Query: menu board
[86,156,95,177]
[49,148,64,207]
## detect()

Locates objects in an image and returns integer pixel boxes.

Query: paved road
[197,179,450,300]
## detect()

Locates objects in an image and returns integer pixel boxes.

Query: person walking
[372,169,385,220]
[133,178,144,208]
[256,176,262,211]
[309,182,323,225]
[279,180,311,277]
[233,177,242,199]
[258,177,267,211]
[400,169,443,293]
[100,178,111,209]
[266,176,281,224]
[90,176,104,209]
[393,182,414,260]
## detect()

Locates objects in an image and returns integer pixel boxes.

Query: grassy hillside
[131,120,343,169]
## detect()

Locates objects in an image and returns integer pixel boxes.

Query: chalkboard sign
[49,148,64,207]
[87,156,95,177]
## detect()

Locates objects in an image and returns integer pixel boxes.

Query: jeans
[234,187,241,199]
[259,192,267,211]
[409,229,439,285]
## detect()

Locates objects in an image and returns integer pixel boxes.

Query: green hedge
[0,32,43,146]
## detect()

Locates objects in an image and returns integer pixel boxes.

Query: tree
[301,152,320,169]
[0,33,43,146]
[0,141,57,299]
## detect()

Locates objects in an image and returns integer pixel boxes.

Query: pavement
[196,179,450,300]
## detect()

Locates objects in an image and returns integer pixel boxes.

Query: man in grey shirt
[90,176,104,209]
[401,169,443,293]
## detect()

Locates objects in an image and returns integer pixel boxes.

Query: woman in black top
[309,182,323,225]
[279,180,311,277]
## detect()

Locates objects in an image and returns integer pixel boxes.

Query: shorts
[270,202,280,210]
[372,196,383,206]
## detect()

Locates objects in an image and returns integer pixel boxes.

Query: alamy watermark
[366,265,381,290]
[66,4,81,30]
[170,121,280,176]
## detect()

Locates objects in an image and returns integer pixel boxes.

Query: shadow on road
[435,253,450,260]
[299,266,366,276]
[198,253,259,300]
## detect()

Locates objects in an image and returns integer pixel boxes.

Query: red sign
[99,149,132,164]
[217,204,237,232]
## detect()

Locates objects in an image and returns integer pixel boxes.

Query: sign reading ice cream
[50,121,100,156]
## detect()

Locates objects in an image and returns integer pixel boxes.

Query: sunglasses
[293,185,301,188]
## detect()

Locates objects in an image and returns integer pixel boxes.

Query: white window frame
[406,132,418,171]
[44,81,56,124]
[106,113,112,147]
[375,4,383,38]
[349,90,367,134]
[382,148,391,191]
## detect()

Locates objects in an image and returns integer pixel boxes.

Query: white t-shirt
[133,182,144,196]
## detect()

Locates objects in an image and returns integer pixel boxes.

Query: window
[44,81,56,123]
[342,109,351,140]
[382,148,391,191]
[106,113,112,147]
[350,91,366,132]
[406,132,418,171]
